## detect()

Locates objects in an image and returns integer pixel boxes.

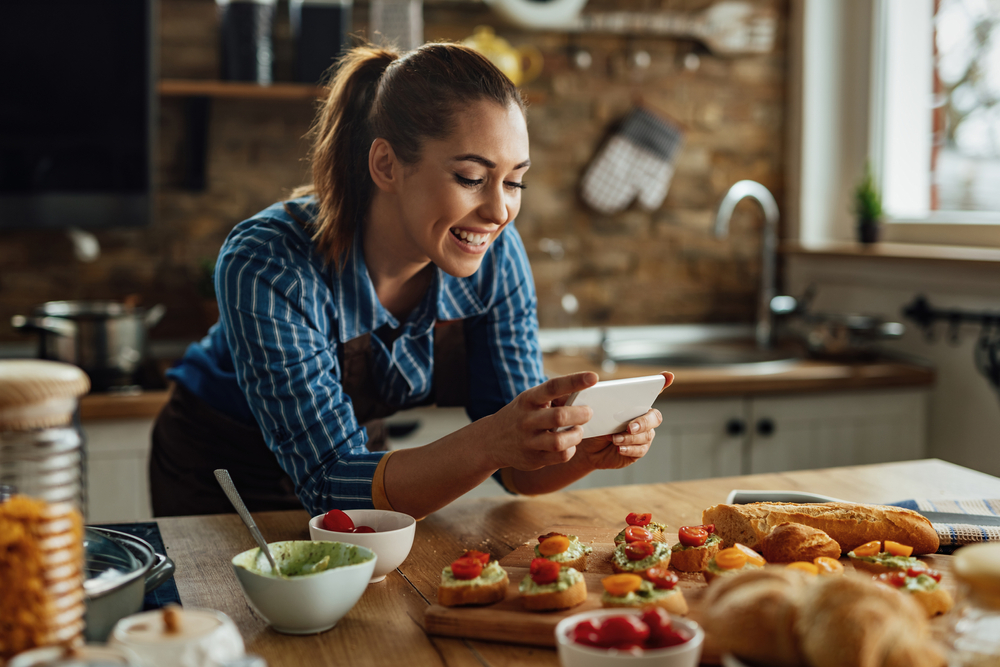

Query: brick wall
[0,0,786,343]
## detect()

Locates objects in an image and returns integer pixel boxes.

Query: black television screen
[0,1,155,230]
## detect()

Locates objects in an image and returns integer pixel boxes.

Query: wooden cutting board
[423,524,956,654]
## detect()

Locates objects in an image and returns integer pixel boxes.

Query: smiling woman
[149,42,669,521]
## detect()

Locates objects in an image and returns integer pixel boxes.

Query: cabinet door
[748,389,928,474]
[83,418,155,523]
[565,397,748,491]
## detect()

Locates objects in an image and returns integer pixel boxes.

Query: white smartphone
[560,374,667,439]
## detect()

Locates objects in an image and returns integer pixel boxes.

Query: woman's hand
[485,371,599,471]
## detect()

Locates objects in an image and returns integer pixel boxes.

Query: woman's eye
[455,175,484,187]
[504,181,527,191]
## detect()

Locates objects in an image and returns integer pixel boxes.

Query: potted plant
[854,161,883,244]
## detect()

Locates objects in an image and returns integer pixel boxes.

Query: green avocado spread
[440,561,507,588]
[611,541,672,571]
[533,535,594,563]
[706,557,763,576]
[848,551,921,570]
[903,573,940,592]
[601,580,677,606]
[614,522,667,545]
[518,566,582,594]
[233,540,374,578]
[672,534,722,552]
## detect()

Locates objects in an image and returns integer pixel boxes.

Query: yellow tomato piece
[714,547,749,570]
[884,541,913,557]
[734,543,767,567]
[539,535,571,556]
[852,540,881,557]
[813,556,845,575]
[602,573,643,596]
[786,561,819,575]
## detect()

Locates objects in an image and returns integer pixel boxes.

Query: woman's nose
[478,184,509,225]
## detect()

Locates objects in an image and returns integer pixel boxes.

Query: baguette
[670,541,720,572]
[702,502,939,555]
[762,522,842,563]
[437,569,509,607]
[519,573,587,611]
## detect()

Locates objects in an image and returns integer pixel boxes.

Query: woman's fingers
[616,440,652,459]
[659,372,675,392]
[611,408,662,444]
[531,372,599,406]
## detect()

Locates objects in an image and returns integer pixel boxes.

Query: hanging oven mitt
[580,106,684,215]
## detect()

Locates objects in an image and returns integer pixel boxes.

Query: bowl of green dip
[231,540,377,634]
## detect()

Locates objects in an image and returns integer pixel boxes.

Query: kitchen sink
[605,338,800,367]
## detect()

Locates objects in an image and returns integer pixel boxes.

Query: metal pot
[11,301,166,390]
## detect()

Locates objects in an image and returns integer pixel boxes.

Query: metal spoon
[214,469,282,577]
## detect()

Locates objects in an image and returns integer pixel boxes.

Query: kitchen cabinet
[82,418,156,523]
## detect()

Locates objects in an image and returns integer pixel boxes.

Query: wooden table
[156,459,1000,666]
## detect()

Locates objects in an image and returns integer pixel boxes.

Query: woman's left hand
[573,406,663,470]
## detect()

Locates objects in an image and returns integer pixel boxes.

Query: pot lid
[0,360,90,430]
[83,528,153,599]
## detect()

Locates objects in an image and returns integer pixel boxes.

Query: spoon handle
[214,469,281,575]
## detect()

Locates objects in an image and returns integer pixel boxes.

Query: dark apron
[149,321,468,517]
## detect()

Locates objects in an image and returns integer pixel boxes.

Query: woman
[150,42,669,519]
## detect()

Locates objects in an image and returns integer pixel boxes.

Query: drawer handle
[756,418,775,437]
[725,418,745,437]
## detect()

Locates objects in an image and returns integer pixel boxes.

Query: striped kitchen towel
[890,498,1000,547]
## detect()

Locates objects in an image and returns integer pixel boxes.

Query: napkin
[889,499,1000,548]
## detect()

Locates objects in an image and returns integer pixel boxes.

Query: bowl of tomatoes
[308,509,415,582]
[555,607,703,667]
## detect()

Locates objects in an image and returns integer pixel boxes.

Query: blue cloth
[166,197,546,515]
[890,498,1000,549]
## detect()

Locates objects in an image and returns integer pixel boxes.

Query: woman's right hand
[485,371,599,471]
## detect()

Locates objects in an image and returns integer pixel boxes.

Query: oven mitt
[580,106,684,215]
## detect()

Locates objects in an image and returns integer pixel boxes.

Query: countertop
[151,459,999,667]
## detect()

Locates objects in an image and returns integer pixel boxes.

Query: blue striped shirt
[166,197,546,515]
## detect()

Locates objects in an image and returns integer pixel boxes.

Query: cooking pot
[84,527,175,643]
[11,301,166,391]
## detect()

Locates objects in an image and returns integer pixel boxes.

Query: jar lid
[953,542,1000,604]
[0,360,90,430]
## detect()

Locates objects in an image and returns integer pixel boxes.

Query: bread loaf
[702,502,939,555]
[762,522,842,563]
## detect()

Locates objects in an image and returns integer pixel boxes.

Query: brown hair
[291,42,526,269]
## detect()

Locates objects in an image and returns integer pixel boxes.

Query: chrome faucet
[713,180,780,349]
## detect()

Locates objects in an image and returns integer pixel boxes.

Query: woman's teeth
[452,229,488,246]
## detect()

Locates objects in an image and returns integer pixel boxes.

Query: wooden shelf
[158,79,324,100]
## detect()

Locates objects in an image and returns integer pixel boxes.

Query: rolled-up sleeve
[216,233,382,516]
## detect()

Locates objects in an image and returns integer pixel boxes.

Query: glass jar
[950,542,1000,666]
[0,360,90,661]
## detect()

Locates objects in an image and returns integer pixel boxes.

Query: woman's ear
[369,138,400,193]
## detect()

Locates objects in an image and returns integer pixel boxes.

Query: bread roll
[762,522,842,563]
[702,502,939,555]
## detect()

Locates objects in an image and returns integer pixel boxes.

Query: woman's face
[393,100,530,278]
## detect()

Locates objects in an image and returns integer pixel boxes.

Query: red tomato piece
[572,620,601,647]
[625,540,656,561]
[530,557,561,585]
[926,569,942,582]
[626,512,652,527]
[704,523,716,534]
[877,571,907,588]
[322,509,355,533]
[907,567,926,578]
[354,525,376,533]
[647,628,688,649]
[463,550,491,566]
[450,557,483,580]
[624,525,652,543]
[678,525,709,548]
[640,607,673,639]
[646,566,679,590]
[537,531,566,544]
[596,615,650,647]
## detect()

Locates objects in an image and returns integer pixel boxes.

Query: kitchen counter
[152,459,1000,667]
[78,355,935,420]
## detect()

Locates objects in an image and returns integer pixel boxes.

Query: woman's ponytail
[295,46,398,268]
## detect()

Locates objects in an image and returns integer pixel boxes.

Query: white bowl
[555,608,704,667]
[231,540,376,635]
[308,509,416,582]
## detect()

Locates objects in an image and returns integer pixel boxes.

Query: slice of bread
[520,576,587,611]
[703,561,764,584]
[761,523,841,563]
[603,588,689,615]
[910,586,954,617]
[670,542,720,572]
[437,569,509,607]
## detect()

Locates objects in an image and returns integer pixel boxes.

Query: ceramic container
[108,607,244,667]
[554,608,704,667]
[308,509,415,582]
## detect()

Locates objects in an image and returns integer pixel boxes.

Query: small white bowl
[308,509,416,582]
[555,608,704,667]
[231,540,376,635]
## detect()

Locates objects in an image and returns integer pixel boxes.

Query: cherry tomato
[625,540,656,561]
[677,526,709,548]
[852,540,882,557]
[530,557,561,585]
[786,561,819,575]
[539,535,571,556]
[322,509,355,533]
[814,556,845,575]
[925,569,942,583]
[647,628,688,649]
[626,512,652,527]
[704,524,716,534]
[624,525,651,543]
[877,571,907,588]
[463,550,490,566]
[538,531,565,544]
[354,525,376,533]
[734,543,767,567]
[714,547,748,570]
[449,557,483,580]
[596,615,650,647]
[885,540,914,557]
[572,620,601,647]
[646,566,679,590]
[602,573,643,597]
[640,607,673,639]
